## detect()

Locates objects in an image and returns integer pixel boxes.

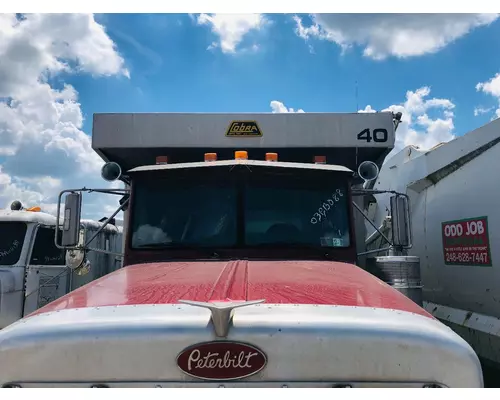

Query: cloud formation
[0,13,128,219]
[270,100,304,114]
[196,13,266,53]
[271,86,456,158]
[476,73,500,119]
[293,14,498,60]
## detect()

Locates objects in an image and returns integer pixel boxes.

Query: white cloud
[196,14,266,53]
[0,166,56,212]
[476,73,500,119]
[270,100,304,114]
[271,86,455,158]
[0,13,128,219]
[363,87,456,156]
[358,105,376,113]
[476,73,500,97]
[474,106,494,117]
[293,14,499,60]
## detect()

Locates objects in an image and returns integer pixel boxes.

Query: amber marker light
[235,151,248,160]
[156,156,168,165]
[265,152,278,162]
[314,155,326,164]
[204,153,217,162]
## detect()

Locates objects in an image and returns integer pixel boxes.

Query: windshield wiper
[134,242,221,258]
[135,242,182,248]
[251,242,328,248]
[136,242,223,249]
[250,242,337,257]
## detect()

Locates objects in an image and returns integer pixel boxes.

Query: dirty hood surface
[32,260,431,318]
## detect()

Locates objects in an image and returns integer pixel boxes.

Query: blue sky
[1,13,500,216]
[67,13,500,136]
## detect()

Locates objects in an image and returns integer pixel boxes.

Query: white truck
[364,117,500,370]
[0,112,483,387]
[0,202,123,329]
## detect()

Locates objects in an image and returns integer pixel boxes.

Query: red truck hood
[32,260,431,318]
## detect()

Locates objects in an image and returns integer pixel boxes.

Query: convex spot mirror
[101,162,122,182]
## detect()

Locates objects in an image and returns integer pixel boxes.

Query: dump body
[0,112,484,387]
[0,209,122,328]
[92,112,394,171]
[92,112,395,265]
[366,118,500,367]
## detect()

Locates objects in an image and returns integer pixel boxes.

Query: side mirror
[390,195,411,248]
[61,192,82,247]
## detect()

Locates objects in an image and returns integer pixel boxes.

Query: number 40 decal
[357,128,388,143]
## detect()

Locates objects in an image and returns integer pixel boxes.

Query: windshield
[30,227,65,265]
[131,170,351,250]
[0,222,27,265]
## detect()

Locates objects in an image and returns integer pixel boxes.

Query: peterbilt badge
[176,341,267,380]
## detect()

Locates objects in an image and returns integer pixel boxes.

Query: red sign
[176,341,267,380]
[441,216,492,266]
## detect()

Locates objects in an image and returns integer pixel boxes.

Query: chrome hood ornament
[178,299,265,337]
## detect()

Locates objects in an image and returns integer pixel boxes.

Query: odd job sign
[441,216,492,267]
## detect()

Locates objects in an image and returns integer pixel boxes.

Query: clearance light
[156,156,168,165]
[314,155,326,164]
[235,150,248,160]
[204,153,217,162]
[265,152,278,162]
[26,206,41,212]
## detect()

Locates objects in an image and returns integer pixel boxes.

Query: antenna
[355,80,359,112]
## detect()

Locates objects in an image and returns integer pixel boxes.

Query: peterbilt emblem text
[188,349,258,370]
[177,341,267,380]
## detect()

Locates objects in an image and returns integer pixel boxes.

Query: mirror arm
[85,247,124,257]
[84,197,130,248]
[86,188,130,196]
[120,175,131,186]
[357,246,393,257]
[351,189,405,196]
[352,189,413,250]
[55,188,131,250]
[351,200,393,247]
